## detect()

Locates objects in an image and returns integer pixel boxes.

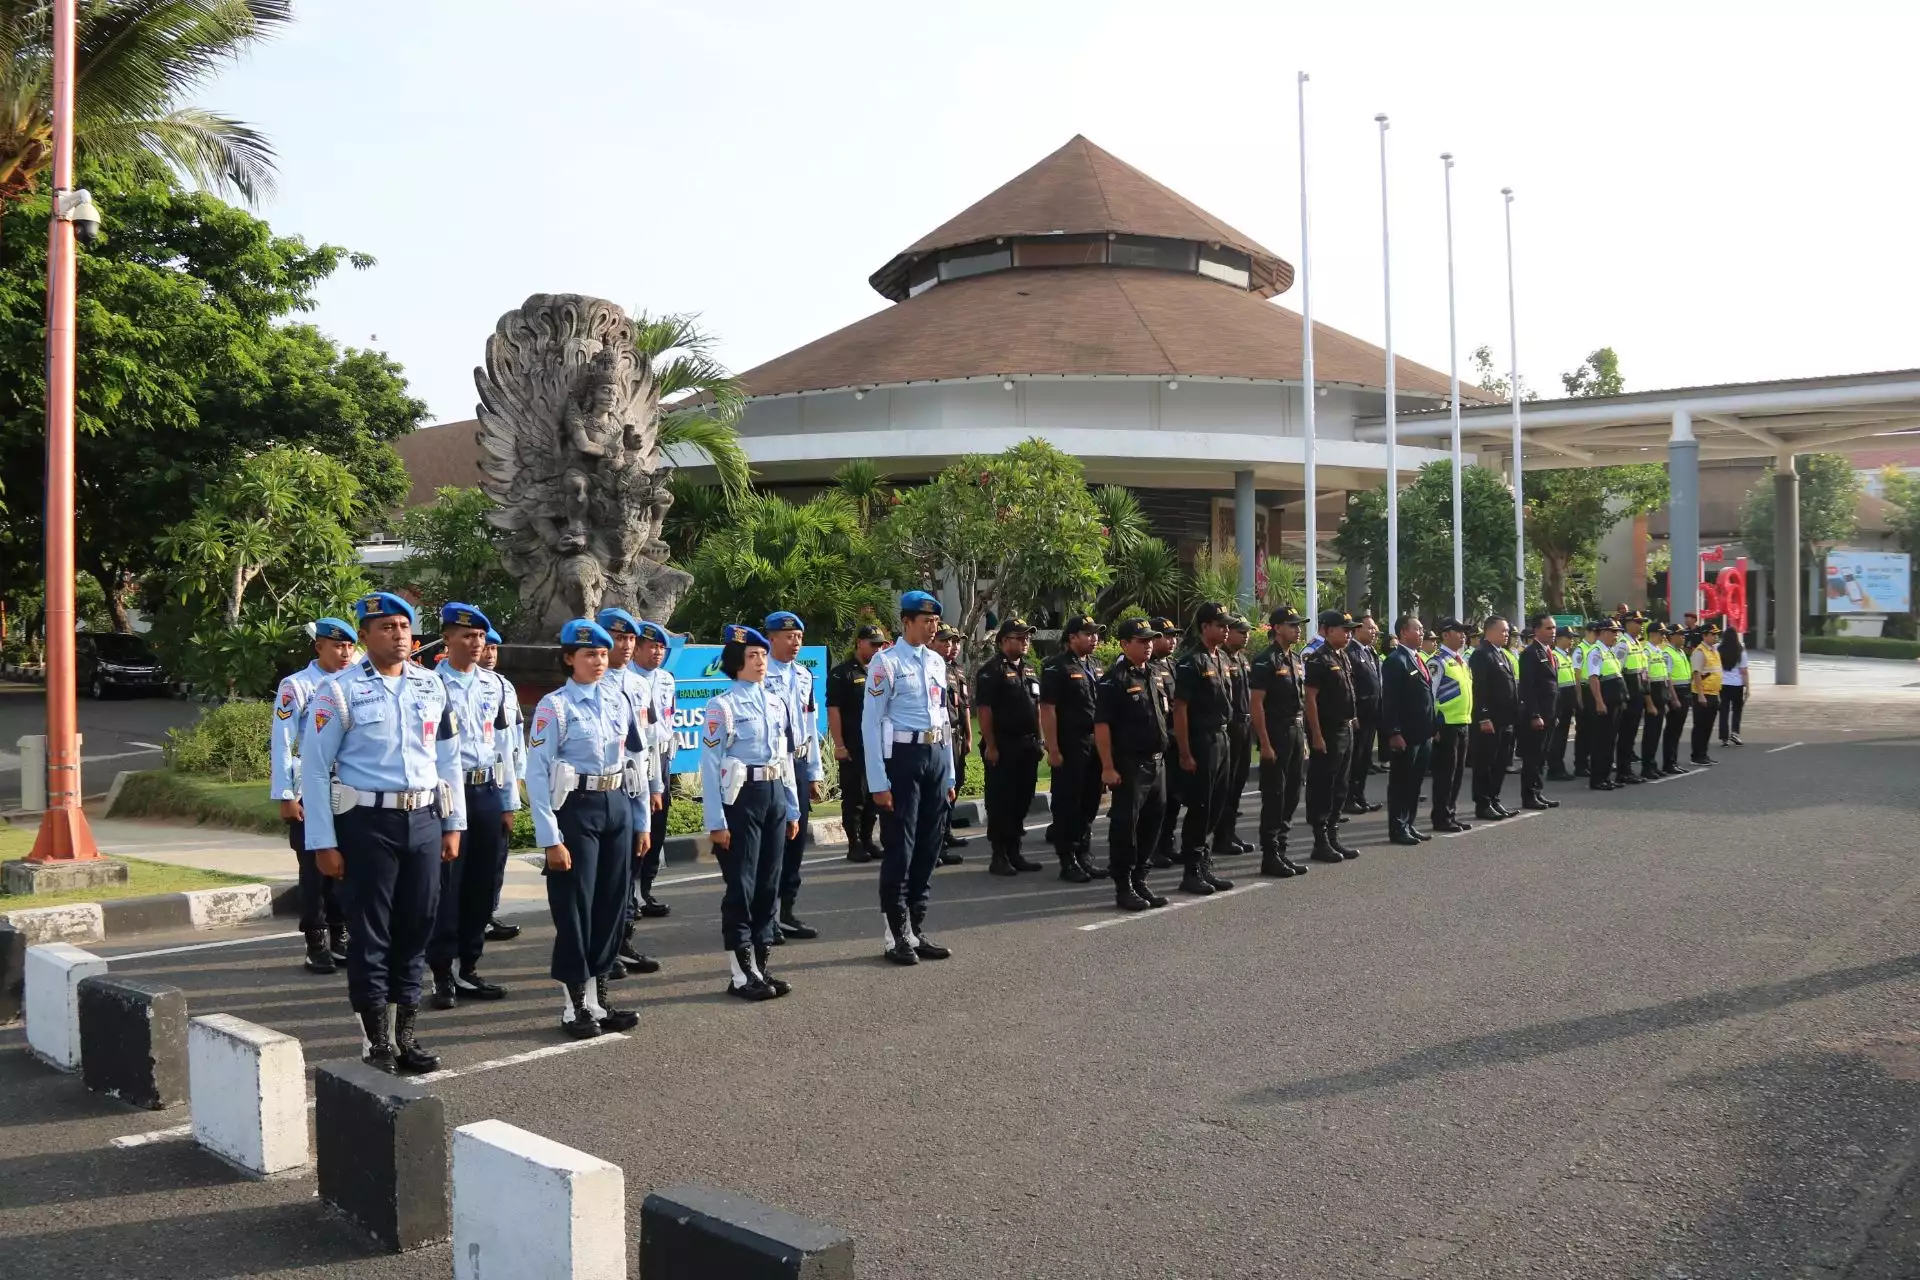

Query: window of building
[1108,235,1198,272]
[1012,235,1108,268]
[1198,245,1252,288]
[939,245,1013,282]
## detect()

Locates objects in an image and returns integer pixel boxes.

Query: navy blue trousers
[778,782,810,905]
[285,817,343,933]
[879,742,946,923]
[547,790,632,985]
[334,806,442,1013]
[429,785,504,973]
[717,778,786,951]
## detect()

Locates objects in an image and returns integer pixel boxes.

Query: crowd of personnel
[269,589,1747,1073]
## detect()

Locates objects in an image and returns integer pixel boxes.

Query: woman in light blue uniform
[700,625,801,1000]
[525,619,648,1038]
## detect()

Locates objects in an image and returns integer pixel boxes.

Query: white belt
[576,772,624,792]
[891,727,947,745]
[353,788,437,811]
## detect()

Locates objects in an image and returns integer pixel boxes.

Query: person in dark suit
[1379,614,1437,846]
[1343,615,1384,814]
[1467,616,1519,821]
[1516,613,1562,811]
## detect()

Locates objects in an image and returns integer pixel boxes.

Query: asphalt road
[0,680,200,810]
[2,699,1917,1279]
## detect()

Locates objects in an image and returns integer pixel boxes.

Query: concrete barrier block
[1030,790,1051,816]
[183,884,274,930]
[453,1119,624,1280]
[24,941,107,1069]
[948,799,983,826]
[0,922,24,1026]
[188,1013,308,1175]
[315,1058,449,1252]
[78,976,188,1109]
[0,901,106,946]
[640,1183,855,1280]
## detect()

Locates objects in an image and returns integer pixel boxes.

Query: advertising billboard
[662,640,829,774]
[1823,550,1911,614]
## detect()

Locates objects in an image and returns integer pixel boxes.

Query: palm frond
[658,411,751,502]
[76,105,275,201]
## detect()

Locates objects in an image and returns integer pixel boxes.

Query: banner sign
[662,639,829,774]
[1823,549,1911,614]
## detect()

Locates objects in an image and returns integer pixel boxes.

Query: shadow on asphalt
[0,1201,386,1278]
[1240,953,1920,1106]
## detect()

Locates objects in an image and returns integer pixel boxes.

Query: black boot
[1280,846,1310,874]
[1199,854,1234,891]
[727,947,778,998]
[1310,830,1345,864]
[845,841,875,864]
[594,974,638,1030]
[1078,840,1108,878]
[1389,821,1422,847]
[617,926,662,975]
[359,1006,395,1073]
[754,943,792,996]
[429,967,458,1009]
[327,923,350,964]
[988,843,1017,876]
[1178,853,1215,895]
[304,929,337,975]
[455,966,507,1000]
[1114,868,1152,911]
[778,899,819,940]
[1260,843,1297,877]
[392,1004,439,1073]
[883,913,919,966]
[910,911,951,960]
[562,982,604,1035]
[1057,851,1092,883]
[639,886,670,918]
[1131,868,1170,908]
[1330,825,1361,859]
[1008,843,1043,872]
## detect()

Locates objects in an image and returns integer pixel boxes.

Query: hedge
[1800,635,1920,660]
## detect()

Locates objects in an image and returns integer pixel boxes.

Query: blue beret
[559,618,614,649]
[636,621,670,644]
[313,617,355,643]
[763,611,805,634]
[440,602,492,632]
[723,624,770,648]
[484,628,502,646]
[356,592,417,627]
[595,607,641,636]
[899,590,942,618]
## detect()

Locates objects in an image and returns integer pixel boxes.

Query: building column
[1752,563,1769,649]
[1774,457,1800,685]
[1668,409,1699,619]
[1234,469,1256,608]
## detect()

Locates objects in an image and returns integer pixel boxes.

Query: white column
[1298,71,1319,618]
[1502,187,1525,622]
[1234,470,1256,608]
[1668,409,1700,619]
[1378,113,1397,622]
[1443,153,1464,622]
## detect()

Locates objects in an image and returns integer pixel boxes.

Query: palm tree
[672,491,897,639]
[661,476,730,564]
[0,0,287,213]
[832,458,887,530]
[636,310,752,501]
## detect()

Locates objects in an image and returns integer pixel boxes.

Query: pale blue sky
[208,0,1920,425]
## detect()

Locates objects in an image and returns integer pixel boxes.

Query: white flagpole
[1443,153,1463,622]
[1503,186,1525,623]
[1377,113,1396,625]
[1299,71,1318,618]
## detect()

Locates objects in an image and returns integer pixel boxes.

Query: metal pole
[31,0,100,861]
[1378,113,1396,624]
[1443,153,1464,623]
[1299,71,1318,619]
[1502,186,1525,625]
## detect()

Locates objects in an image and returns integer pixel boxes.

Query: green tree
[146,445,368,695]
[0,0,287,211]
[671,492,898,641]
[637,311,751,501]
[1089,484,1179,620]
[1333,460,1517,621]
[1740,454,1860,573]
[661,477,730,564]
[1879,466,1920,615]
[389,486,518,631]
[879,438,1111,662]
[832,458,888,531]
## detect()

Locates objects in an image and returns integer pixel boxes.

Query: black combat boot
[846,842,875,864]
[617,925,662,975]
[595,974,639,1030]
[909,910,951,960]
[1259,840,1297,877]
[882,912,919,966]
[988,843,1018,876]
[753,943,791,996]
[562,983,604,1035]
[1178,852,1215,895]
[1057,850,1092,883]
[1329,823,1361,860]
[1279,843,1309,875]
[727,947,778,999]
[1008,842,1043,872]
[391,1004,440,1073]
[304,930,337,975]
[1114,866,1151,911]
[1310,829,1345,864]
[1131,867,1170,908]
[359,1005,395,1073]
[429,967,458,1009]
[778,899,818,940]
[1199,853,1234,891]
[327,922,350,964]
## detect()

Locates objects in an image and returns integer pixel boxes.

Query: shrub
[1800,635,1920,660]
[164,700,276,780]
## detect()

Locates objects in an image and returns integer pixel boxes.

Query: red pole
[31,0,99,862]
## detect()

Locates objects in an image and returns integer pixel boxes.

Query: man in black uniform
[1041,615,1105,882]
[828,624,887,863]
[1251,605,1309,877]
[1516,612,1561,811]
[1147,616,1183,869]
[1547,626,1579,781]
[1468,616,1520,821]
[1213,615,1255,857]
[1304,609,1360,863]
[1380,614,1437,845]
[932,625,971,863]
[1173,603,1235,894]
[976,617,1044,876]
[1345,614,1384,814]
[1095,618,1174,913]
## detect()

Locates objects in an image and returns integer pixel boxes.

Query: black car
[76,632,170,699]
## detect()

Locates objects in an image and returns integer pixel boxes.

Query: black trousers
[1548,688,1577,775]
[717,779,785,951]
[1429,724,1469,825]
[778,778,810,905]
[1662,699,1690,770]
[1106,752,1166,879]
[1470,725,1513,806]
[1388,737,1432,829]
[1257,719,1306,849]
[1613,680,1645,783]
[1348,697,1380,802]
[1585,685,1622,788]
[1051,737,1104,859]
[429,785,504,973]
[1304,720,1353,835]
[285,817,344,934]
[1718,686,1745,740]
[839,737,878,851]
[1572,690,1592,775]
[1179,728,1231,856]
[334,806,442,1013]
[1214,720,1252,851]
[878,742,946,926]
[950,745,969,826]
[547,790,632,985]
[1517,717,1549,800]
[1691,695,1721,759]
[983,736,1040,852]
[1157,755,1187,860]
[1641,687,1669,774]
[641,758,668,897]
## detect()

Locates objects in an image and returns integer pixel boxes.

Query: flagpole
[1443,153,1463,623]
[1299,71,1318,618]
[1377,113,1396,625]
[1503,186,1525,623]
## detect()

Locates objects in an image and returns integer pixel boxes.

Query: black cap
[1555,625,1575,638]
[1148,615,1178,634]
[1700,618,1723,633]
[854,624,888,643]
[1115,618,1161,642]
[1063,614,1104,637]
[1268,605,1304,628]
[1646,621,1668,635]
[1439,617,1468,635]
[1195,601,1230,627]
[1593,616,1618,631]
[996,617,1033,638]
[1318,608,1352,630]
[1226,614,1251,633]
[1620,609,1648,623]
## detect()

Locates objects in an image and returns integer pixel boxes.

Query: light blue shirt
[765,656,821,784]
[699,679,801,832]
[606,663,665,827]
[298,660,467,850]
[269,660,330,801]
[861,641,954,794]
[524,677,645,848]
[634,657,677,764]
[436,663,521,811]
[492,670,528,781]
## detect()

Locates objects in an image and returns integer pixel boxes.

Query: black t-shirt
[1250,645,1305,728]
[974,652,1040,739]
[1174,646,1231,731]
[1040,651,1100,739]
[1094,655,1169,755]
[1305,642,1357,722]
[826,658,868,738]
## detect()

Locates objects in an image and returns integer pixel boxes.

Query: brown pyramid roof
[868,135,1294,301]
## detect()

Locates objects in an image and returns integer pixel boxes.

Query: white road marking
[1767,742,1805,753]
[1645,767,1707,786]
[108,931,303,961]
[1433,809,1543,838]
[128,740,166,751]
[110,1123,192,1148]
[1076,881,1270,931]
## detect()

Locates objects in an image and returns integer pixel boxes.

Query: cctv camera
[57,188,103,244]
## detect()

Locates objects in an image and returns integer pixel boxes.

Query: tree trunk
[1541,552,1569,612]
[82,556,134,632]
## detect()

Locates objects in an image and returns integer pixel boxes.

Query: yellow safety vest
[1435,653,1474,725]
[1694,646,1723,694]
[1593,645,1623,679]
[1665,644,1692,682]
[1554,648,1575,687]
[1646,645,1670,682]
[1621,635,1648,673]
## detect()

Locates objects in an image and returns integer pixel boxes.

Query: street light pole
[31,0,101,863]
[1298,71,1318,618]
[1377,113,1396,625]
[1443,153,1464,623]
[1502,186,1526,626]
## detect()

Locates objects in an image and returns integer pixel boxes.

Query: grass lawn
[0,820,263,908]
[107,769,285,836]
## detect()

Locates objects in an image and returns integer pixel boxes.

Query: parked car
[76,632,169,699]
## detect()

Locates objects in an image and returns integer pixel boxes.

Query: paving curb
[1,882,292,947]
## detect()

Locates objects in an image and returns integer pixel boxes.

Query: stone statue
[475,294,692,637]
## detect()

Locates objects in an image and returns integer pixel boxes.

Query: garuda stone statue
[475,294,692,638]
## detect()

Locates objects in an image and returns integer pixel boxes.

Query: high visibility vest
[1646,645,1670,682]
[1435,653,1474,725]
[1554,648,1575,687]
[1665,644,1692,682]
[1593,645,1623,679]
[1694,646,1723,694]
[1621,635,1648,673]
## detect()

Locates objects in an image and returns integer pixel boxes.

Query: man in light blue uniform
[301,592,466,1074]
[427,603,520,1010]
[478,627,526,942]
[763,611,822,942]
[633,621,677,916]
[596,606,666,977]
[862,590,957,966]
[272,616,356,975]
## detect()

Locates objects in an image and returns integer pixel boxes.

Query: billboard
[662,639,829,774]
[1823,550,1911,614]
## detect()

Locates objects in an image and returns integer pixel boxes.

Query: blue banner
[663,639,829,774]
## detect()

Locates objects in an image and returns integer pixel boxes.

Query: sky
[204,0,1920,426]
